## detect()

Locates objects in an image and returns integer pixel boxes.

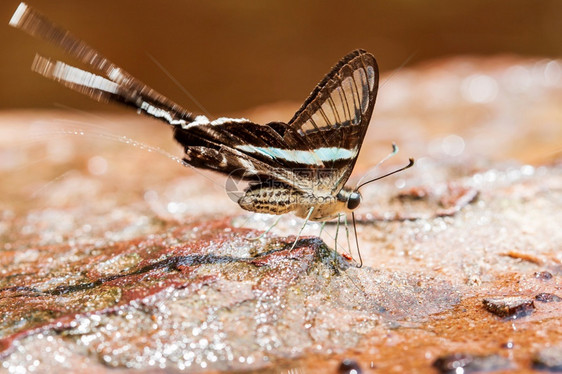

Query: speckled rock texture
[0,56,561,373]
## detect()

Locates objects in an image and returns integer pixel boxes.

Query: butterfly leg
[334,214,341,254]
[318,221,326,236]
[352,212,363,268]
[248,214,283,241]
[290,207,314,251]
[344,214,353,259]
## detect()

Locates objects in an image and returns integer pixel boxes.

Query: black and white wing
[287,49,378,193]
[174,50,379,194]
[10,2,378,195]
[9,2,195,126]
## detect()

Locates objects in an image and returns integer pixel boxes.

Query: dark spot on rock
[396,186,428,201]
[534,271,553,280]
[535,293,562,303]
[338,359,362,374]
[501,341,515,349]
[532,346,562,372]
[482,297,535,319]
[433,353,474,373]
[433,353,513,373]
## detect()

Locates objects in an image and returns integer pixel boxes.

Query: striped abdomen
[238,184,301,215]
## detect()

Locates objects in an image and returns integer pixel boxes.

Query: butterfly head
[346,191,362,210]
[337,188,362,212]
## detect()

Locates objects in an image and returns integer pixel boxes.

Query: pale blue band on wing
[236,145,356,165]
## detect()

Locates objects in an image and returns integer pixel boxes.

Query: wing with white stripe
[173,50,378,194]
[287,49,379,193]
[174,117,317,188]
[10,2,195,126]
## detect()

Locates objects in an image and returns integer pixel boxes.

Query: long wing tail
[9,2,196,126]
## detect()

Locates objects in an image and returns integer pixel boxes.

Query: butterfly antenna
[355,158,415,191]
[355,143,399,188]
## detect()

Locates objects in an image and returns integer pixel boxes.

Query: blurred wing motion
[10,2,379,198]
[9,2,195,126]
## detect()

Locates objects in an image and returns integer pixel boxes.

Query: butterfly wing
[287,49,379,194]
[10,2,195,126]
[177,50,379,195]
[11,2,379,197]
[173,117,309,186]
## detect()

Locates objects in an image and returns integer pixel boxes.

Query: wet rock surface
[535,293,562,303]
[0,219,460,371]
[533,346,562,372]
[338,358,363,373]
[1,56,562,372]
[432,352,514,373]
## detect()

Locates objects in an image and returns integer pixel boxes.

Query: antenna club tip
[9,2,28,27]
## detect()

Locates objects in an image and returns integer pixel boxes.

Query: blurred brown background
[1,0,561,115]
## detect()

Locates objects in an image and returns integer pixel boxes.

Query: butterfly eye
[346,192,361,210]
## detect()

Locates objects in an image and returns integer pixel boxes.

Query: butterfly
[10,2,413,262]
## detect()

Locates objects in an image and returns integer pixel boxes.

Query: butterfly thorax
[238,183,361,222]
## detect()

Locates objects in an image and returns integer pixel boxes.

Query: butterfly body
[238,182,359,221]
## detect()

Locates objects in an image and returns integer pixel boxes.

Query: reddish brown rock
[533,346,562,372]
